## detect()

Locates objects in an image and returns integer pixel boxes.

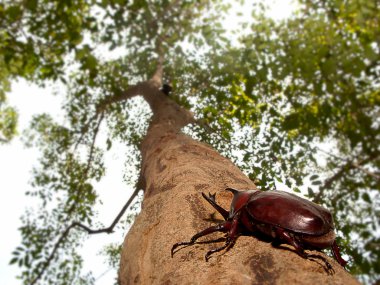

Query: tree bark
[118,81,359,284]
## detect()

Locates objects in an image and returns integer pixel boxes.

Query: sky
[0,1,296,284]
[0,80,133,284]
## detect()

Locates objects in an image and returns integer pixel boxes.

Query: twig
[313,165,348,204]
[317,147,380,180]
[76,187,141,234]
[30,223,77,285]
[313,150,380,203]
[86,112,104,173]
[73,112,101,151]
[30,187,141,285]
[95,267,113,281]
[66,112,105,218]
[350,160,380,180]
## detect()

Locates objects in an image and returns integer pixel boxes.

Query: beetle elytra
[171,188,347,271]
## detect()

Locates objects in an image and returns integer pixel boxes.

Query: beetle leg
[201,192,229,220]
[205,237,234,261]
[307,253,335,275]
[274,227,305,255]
[171,222,231,257]
[274,228,334,274]
[205,213,240,261]
[274,227,314,263]
[331,240,347,268]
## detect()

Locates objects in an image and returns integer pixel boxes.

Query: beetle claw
[307,253,335,275]
[171,241,194,257]
[326,263,335,275]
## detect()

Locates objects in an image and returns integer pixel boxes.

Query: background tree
[1,0,378,284]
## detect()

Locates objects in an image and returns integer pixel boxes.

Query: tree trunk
[118,81,359,285]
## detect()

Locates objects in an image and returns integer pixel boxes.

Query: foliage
[2,0,379,284]
[0,102,18,143]
[0,53,17,143]
[181,1,380,281]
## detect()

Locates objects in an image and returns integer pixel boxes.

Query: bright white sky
[0,80,135,284]
[0,1,296,284]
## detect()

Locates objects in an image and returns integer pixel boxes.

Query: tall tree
[117,61,357,284]
[1,0,378,284]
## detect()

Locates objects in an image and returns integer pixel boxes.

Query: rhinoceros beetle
[171,188,347,270]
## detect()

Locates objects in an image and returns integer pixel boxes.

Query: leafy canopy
[1,0,379,284]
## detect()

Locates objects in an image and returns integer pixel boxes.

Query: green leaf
[9,257,18,265]
[6,5,22,21]
[106,138,112,150]
[282,113,300,130]
[310,174,319,180]
[362,193,371,203]
[25,0,38,11]
[307,187,314,197]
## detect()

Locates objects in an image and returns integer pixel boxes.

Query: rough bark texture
[118,81,360,285]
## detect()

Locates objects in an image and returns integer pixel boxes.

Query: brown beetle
[171,188,347,270]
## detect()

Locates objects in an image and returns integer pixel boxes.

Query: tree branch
[66,112,105,218]
[73,112,100,151]
[31,44,167,285]
[350,160,380,180]
[95,83,144,114]
[73,187,141,234]
[313,165,348,204]
[33,58,165,284]
[313,150,380,203]
[317,147,380,179]
[30,223,76,285]
[30,187,141,285]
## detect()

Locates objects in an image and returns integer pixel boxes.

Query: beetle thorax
[229,190,259,219]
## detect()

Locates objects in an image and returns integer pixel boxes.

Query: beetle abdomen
[246,191,334,236]
[302,229,336,249]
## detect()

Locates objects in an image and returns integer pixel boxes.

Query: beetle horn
[225,187,239,194]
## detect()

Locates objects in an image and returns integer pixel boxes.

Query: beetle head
[225,188,258,219]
